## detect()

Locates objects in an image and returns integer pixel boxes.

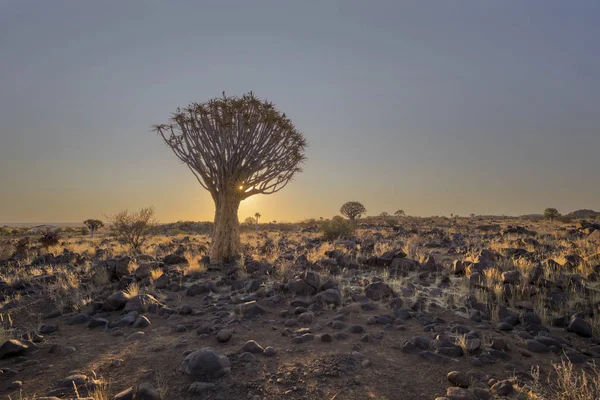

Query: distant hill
[566,209,600,218]
[520,214,543,219]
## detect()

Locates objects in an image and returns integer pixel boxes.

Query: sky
[1,0,599,223]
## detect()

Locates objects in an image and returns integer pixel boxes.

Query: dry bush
[320,216,356,241]
[106,207,158,253]
[525,360,600,400]
[0,240,12,261]
[183,251,207,275]
[39,231,60,248]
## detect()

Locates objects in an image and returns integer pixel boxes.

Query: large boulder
[180,348,231,378]
[102,291,131,311]
[238,301,266,318]
[0,340,29,358]
[567,316,593,338]
[313,289,342,306]
[163,254,188,266]
[285,271,321,296]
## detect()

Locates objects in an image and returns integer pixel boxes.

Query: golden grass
[524,361,600,400]
[183,251,207,275]
[124,282,140,298]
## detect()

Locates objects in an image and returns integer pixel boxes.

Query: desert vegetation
[1,211,600,399]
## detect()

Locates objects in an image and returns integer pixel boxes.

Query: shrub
[544,208,561,221]
[106,207,157,252]
[39,231,60,248]
[320,216,356,241]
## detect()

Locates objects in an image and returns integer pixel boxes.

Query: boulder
[180,348,230,378]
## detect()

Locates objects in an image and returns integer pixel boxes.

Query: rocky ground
[1,217,600,399]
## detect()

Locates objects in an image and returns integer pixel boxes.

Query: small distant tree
[394,210,405,217]
[40,231,59,248]
[244,216,257,226]
[83,219,104,238]
[254,212,261,232]
[544,208,560,221]
[340,202,367,221]
[379,212,389,217]
[470,213,476,218]
[106,207,157,252]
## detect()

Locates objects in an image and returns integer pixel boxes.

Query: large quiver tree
[154,92,307,263]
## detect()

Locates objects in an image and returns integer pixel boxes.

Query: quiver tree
[544,208,560,222]
[254,212,261,232]
[340,201,366,221]
[154,92,307,263]
[83,219,104,238]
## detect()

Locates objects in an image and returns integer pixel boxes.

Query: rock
[136,382,161,400]
[163,254,188,265]
[68,313,91,325]
[526,340,549,353]
[490,380,513,396]
[447,371,470,388]
[264,346,276,356]
[446,387,476,400]
[134,263,155,281]
[298,312,313,324]
[0,340,29,358]
[118,311,139,326]
[181,348,231,378]
[39,323,58,334]
[238,301,266,318]
[133,316,151,328]
[216,329,232,343]
[567,316,593,337]
[242,340,264,354]
[88,318,108,329]
[349,325,365,334]
[102,291,130,311]
[154,274,170,289]
[364,281,393,300]
[188,382,216,395]
[285,278,317,296]
[313,289,342,306]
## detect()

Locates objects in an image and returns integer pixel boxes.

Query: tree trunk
[210,195,241,263]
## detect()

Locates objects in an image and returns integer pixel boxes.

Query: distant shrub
[544,208,561,221]
[321,216,356,241]
[0,241,12,261]
[39,231,60,248]
[107,207,157,252]
[80,227,90,236]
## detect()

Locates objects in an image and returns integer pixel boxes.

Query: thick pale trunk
[210,195,241,263]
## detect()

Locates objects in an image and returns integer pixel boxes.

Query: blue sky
[1,1,599,222]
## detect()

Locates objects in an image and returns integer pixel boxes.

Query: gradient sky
[1,1,599,223]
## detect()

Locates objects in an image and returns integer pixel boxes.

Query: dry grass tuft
[524,360,600,400]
